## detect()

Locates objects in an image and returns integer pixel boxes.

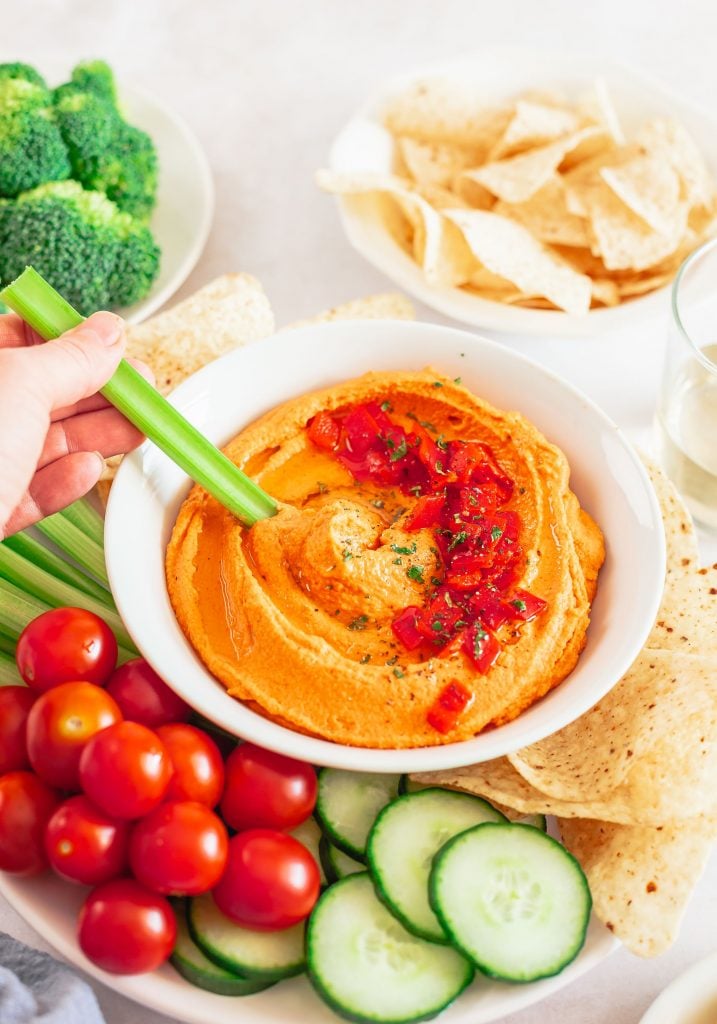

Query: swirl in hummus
[166,370,604,748]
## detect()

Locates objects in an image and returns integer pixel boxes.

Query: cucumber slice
[291,816,327,886]
[307,873,473,1024]
[171,907,275,996]
[315,769,401,861]
[367,788,505,943]
[319,836,364,883]
[429,823,592,982]
[188,894,305,980]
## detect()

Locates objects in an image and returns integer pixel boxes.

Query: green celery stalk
[1,268,278,527]
[0,650,23,687]
[0,546,137,653]
[0,577,52,637]
[60,498,105,550]
[0,631,16,657]
[4,533,113,606]
[34,511,109,586]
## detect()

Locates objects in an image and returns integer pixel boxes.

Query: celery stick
[4,533,113,606]
[0,547,136,653]
[34,512,109,586]
[0,651,23,687]
[60,498,105,550]
[0,631,15,657]
[1,269,278,527]
[0,577,52,638]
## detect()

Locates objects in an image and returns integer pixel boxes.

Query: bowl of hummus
[105,319,665,772]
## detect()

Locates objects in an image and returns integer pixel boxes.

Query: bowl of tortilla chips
[319,50,717,335]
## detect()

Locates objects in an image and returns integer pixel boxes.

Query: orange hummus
[166,370,604,748]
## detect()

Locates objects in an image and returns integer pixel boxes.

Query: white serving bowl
[327,49,717,337]
[105,319,665,772]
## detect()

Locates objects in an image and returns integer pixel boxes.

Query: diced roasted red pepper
[463,622,501,673]
[467,588,514,631]
[391,607,423,650]
[426,680,473,734]
[307,411,340,451]
[406,493,444,531]
[507,589,548,622]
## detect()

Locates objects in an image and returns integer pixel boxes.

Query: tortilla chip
[558,817,717,956]
[576,78,625,145]
[637,118,716,210]
[487,100,582,161]
[445,209,592,313]
[647,566,717,655]
[397,136,481,188]
[382,78,512,153]
[641,453,700,572]
[126,274,275,396]
[600,154,683,236]
[285,293,415,330]
[462,126,609,204]
[495,175,590,247]
[590,278,620,306]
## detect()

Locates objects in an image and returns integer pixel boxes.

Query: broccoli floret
[0,180,160,314]
[0,63,48,89]
[53,61,158,220]
[0,79,70,197]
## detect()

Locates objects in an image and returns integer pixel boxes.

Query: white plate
[118,85,214,324]
[105,319,666,773]
[0,869,618,1024]
[639,951,717,1023]
[327,49,717,337]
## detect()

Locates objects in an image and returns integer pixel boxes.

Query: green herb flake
[435,460,445,474]
[474,628,488,655]
[420,420,437,432]
[359,653,371,664]
[348,614,369,631]
[392,557,403,565]
[491,526,503,542]
[453,376,462,384]
[389,437,408,462]
[431,620,443,631]
[511,599,527,612]
[448,530,468,552]
[391,541,417,555]
[431,576,443,586]
[393,667,405,678]
[380,400,393,412]
[432,381,444,388]
[386,655,399,666]
[407,565,425,584]
[436,435,448,451]
[342,549,353,561]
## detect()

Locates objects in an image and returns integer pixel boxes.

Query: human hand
[0,311,147,539]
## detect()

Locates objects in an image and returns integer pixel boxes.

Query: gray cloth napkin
[0,933,105,1024]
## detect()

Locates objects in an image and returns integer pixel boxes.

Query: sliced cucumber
[429,823,591,982]
[188,894,305,980]
[291,815,327,886]
[307,872,473,1023]
[171,907,275,996]
[319,836,364,883]
[367,788,505,943]
[315,769,401,861]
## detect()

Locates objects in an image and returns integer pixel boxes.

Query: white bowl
[327,49,717,337]
[105,319,666,772]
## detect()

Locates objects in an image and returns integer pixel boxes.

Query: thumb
[28,312,126,412]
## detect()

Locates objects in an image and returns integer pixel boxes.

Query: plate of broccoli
[0,60,214,324]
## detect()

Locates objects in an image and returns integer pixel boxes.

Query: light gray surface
[2,0,717,1021]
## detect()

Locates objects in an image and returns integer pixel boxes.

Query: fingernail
[92,451,106,471]
[85,312,123,346]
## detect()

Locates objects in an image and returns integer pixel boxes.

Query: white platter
[327,49,717,337]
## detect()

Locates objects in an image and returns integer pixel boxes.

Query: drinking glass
[656,238,717,529]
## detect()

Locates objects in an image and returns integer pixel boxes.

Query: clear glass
[656,238,717,529]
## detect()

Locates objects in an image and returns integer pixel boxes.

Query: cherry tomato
[79,721,171,819]
[0,686,36,773]
[26,682,122,790]
[212,829,320,930]
[220,744,317,832]
[129,800,228,896]
[156,723,224,807]
[106,659,191,727]
[0,771,59,874]
[16,608,117,692]
[77,878,176,974]
[45,795,130,886]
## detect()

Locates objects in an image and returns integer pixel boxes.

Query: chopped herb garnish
[393,557,403,565]
[348,615,369,631]
[432,381,444,388]
[448,530,468,552]
[491,526,503,542]
[409,484,423,496]
[455,619,468,628]
[342,549,353,560]
[431,576,443,586]
[389,437,408,462]
[407,565,425,584]
[393,667,405,678]
[380,400,393,412]
[391,541,417,555]
[453,376,462,384]
[435,460,445,474]
[385,437,396,449]
[386,655,399,666]
[390,506,407,525]
[431,620,443,631]
[436,435,448,451]
[474,628,488,655]
[360,653,371,664]
[511,599,527,612]
[370,498,385,509]
[420,420,437,432]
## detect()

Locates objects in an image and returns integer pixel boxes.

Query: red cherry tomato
[16,608,118,692]
[220,744,317,832]
[45,795,130,886]
[212,829,320,930]
[77,878,176,974]
[0,686,36,774]
[26,682,122,790]
[79,721,171,819]
[156,723,224,807]
[129,800,228,896]
[0,771,59,875]
[106,659,191,727]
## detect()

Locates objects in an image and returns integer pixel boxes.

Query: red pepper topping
[306,399,549,734]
